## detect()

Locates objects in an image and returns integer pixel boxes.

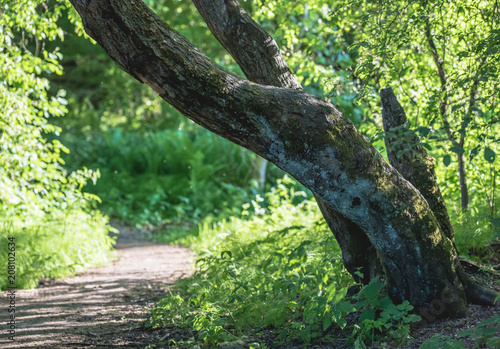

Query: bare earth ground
[0,222,193,349]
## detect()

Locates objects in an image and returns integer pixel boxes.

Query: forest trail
[1,222,192,348]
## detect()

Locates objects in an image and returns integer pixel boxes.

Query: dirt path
[1,223,193,348]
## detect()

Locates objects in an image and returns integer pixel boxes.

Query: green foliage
[148,177,353,346]
[452,206,498,261]
[0,0,113,290]
[456,314,500,348]
[0,209,114,290]
[249,0,500,229]
[60,127,280,225]
[10,1,494,346]
[53,0,243,134]
[54,0,499,249]
[48,0,275,227]
[148,178,421,347]
[252,0,366,127]
[344,0,500,213]
[420,334,466,349]
[349,277,421,348]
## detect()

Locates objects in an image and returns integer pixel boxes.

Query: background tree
[338,0,500,213]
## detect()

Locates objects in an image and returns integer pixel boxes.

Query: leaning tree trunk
[68,0,498,318]
[191,0,382,285]
[381,87,498,308]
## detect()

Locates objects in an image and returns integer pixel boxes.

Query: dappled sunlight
[0,231,192,349]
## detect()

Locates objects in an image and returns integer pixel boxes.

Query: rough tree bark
[68,0,498,318]
[381,87,498,307]
[192,0,382,285]
[381,88,455,242]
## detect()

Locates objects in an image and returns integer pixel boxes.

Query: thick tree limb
[69,0,474,316]
[381,88,454,242]
[193,0,302,89]
[193,0,381,283]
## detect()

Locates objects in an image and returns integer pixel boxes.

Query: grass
[0,208,115,290]
[450,202,500,265]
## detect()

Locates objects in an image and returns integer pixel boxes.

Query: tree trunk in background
[457,152,469,210]
[68,0,498,318]
[251,156,268,190]
[424,8,469,211]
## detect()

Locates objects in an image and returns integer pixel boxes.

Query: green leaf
[450,147,465,154]
[470,326,497,338]
[421,142,432,151]
[469,146,480,160]
[491,218,500,227]
[484,147,496,163]
[340,301,356,314]
[443,155,451,167]
[457,328,474,337]
[487,337,500,349]
[477,314,500,325]
[407,314,422,322]
[323,316,332,331]
[416,126,430,137]
[360,308,375,321]
[358,276,383,299]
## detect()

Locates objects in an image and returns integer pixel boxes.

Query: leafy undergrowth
[0,208,115,290]
[0,3,115,292]
[61,128,279,226]
[147,177,430,348]
[451,206,500,266]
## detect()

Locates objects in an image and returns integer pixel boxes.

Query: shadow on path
[1,223,192,348]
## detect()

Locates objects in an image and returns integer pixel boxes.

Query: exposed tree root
[457,264,499,306]
[459,257,498,275]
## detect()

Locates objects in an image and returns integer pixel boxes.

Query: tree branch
[382,87,498,307]
[421,0,457,148]
[193,0,381,283]
[192,0,302,90]
[424,23,457,146]
[423,2,471,209]
[381,87,454,242]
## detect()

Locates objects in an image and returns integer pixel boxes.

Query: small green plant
[420,334,466,349]
[456,315,500,348]
[348,277,422,348]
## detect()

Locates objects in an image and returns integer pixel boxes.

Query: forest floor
[0,221,193,348]
[1,223,499,349]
